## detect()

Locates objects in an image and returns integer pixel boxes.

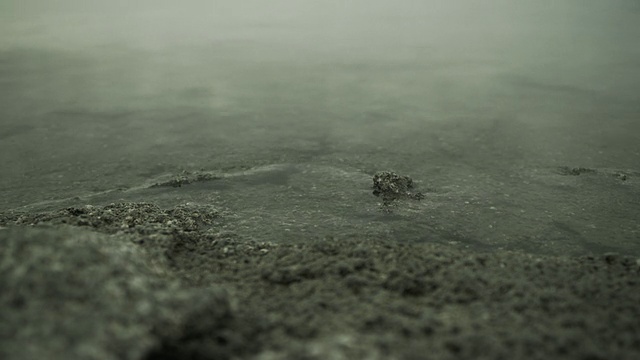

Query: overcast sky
[2,1,638,52]
[1,1,638,101]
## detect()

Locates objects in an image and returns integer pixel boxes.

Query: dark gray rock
[0,226,233,360]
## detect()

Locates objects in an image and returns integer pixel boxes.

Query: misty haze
[1,1,640,359]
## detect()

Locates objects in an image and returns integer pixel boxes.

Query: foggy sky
[1,1,639,103]
[2,1,638,55]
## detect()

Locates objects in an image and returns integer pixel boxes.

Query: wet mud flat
[1,200,640,360]
[2,2,640,358]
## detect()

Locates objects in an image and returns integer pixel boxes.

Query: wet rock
[372,171,424,209]
[0,202,220,235]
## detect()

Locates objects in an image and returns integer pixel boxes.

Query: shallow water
[1,1,639,255]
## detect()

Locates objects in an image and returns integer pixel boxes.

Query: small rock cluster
[372,171,424,208]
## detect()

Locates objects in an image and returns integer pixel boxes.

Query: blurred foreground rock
[2,201,640,360]
[0,226,233,360]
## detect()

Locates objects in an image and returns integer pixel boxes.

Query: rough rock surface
[1,203,640,359]
[0,226,233,360]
